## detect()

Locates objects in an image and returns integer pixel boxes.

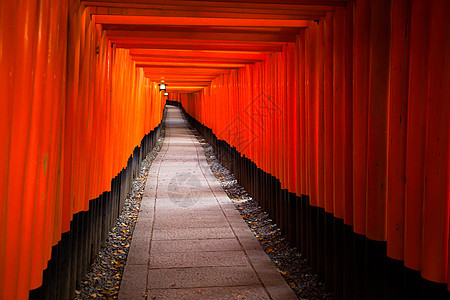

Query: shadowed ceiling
[85,0,346,93]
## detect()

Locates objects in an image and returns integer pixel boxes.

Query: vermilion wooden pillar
[421,0,449,285]
[387,0,411,262]
[404,0,430,272]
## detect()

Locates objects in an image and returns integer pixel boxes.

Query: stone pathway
[119,106,297,300]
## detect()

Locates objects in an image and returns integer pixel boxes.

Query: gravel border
[74,124,165,300]
[187,123,333,300]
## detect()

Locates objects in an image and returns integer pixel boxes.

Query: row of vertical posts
[183,106,449,300]
[176,0,449,297]
[0,1,165,299]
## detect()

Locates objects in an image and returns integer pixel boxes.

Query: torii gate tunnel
[0,0,449,299]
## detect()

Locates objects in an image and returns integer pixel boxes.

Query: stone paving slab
[147,286,271,300]
[119,265,148,299]
[150,238,242,253]
[127,236,151,265]
[153,210,225,219]
[153,217,231,229]
[147,266,260,289]
[152,227,235,240]
[149,250,249,269]
[119,106,296,300]
[154,200,223,209]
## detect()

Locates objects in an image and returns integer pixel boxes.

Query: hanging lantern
[159,83,166,91]
[164,92,169,96]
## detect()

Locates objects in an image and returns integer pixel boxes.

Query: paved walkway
[119,106,296,299]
